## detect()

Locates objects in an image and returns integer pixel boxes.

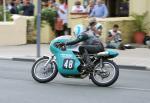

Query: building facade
[68,0,150,43]
[31,0,150,43]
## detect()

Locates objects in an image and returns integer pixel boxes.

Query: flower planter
[133,32,145,44]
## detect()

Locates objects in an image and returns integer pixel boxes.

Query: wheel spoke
[34,59,55,80]
[92,61,117,84]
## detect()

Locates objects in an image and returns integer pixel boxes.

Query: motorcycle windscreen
[55,50,80,75]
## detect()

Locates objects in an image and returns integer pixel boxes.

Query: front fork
[89,58,104,79]
[94,58,106,73]
[43,55,55,67]
[99,58,104,68]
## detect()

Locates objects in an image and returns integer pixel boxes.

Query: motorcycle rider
[65,18,104,71]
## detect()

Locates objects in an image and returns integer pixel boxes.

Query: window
[106,0,129,17]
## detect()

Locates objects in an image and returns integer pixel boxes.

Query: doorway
[105,0,129,17]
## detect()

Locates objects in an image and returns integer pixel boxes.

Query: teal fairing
[32,35,120,87]
[96,49,119,58]
[50,38,81,75]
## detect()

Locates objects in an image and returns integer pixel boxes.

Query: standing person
[71,0,86,13]
[48,0,59,10]
[106,24,124,49]
[16,0,24,14]
[56,0,68,35]
[9,0,19,14]
[54,13,64,37]
[90,0,108,18]
[64,0,68,9]
[22,0,34,16]
[87,0,95,15]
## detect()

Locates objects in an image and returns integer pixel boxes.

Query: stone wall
[27,18,55,44]
[0,14,55,46]
[26,17,35,43]
[0,15,27,45]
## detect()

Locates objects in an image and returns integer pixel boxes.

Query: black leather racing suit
[66,31,104,68]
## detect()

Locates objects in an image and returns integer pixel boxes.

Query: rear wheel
[31,56,58,83]
[90,60,119,87]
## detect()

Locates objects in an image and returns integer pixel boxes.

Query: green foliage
[132,12,150,33]
[41,8,57,31]
[0,6,12,21]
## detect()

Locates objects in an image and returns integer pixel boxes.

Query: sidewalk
[0,44,150,70]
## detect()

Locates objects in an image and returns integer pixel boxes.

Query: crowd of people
[6,0,109,36]
[7,0,34,16]
[71,0,108,18]
[6,0,125,49]
[49,0,109,37]
[70,0,125,49]
[47,0,124,49]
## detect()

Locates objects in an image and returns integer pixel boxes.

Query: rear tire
[31,56,58,83]
[90,60,119,87]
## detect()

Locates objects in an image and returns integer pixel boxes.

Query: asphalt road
[0,60,150,103]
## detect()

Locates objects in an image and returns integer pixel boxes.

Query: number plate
[63,59,75,69]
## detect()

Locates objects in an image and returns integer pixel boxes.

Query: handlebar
[54,42,66,51]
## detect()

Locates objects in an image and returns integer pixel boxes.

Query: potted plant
[33,8,57,43]
[132,12,150,44]
[41,8,57,31]
[0,6,12,21]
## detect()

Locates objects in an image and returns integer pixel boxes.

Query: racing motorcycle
[31,37,119,87]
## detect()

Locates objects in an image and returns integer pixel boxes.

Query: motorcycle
[31,37,119,87]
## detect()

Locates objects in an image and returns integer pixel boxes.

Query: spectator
[56,0,68,35]
[48,0,60,10]
[144,32,150,46]
[9,0,19,14]
[64,0,68,9]
[106,24,124,49]
[7,3,13,11]
[54,13,64,37]
[16,0,24,13]
[87,0,95,15]
[22,0,34,16]
[71,0,86,13]
[90,0,108,18]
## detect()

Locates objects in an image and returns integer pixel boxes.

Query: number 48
[63,59,74,69]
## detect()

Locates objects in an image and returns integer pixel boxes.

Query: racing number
[63,59,75,69]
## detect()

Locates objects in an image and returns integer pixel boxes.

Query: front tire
[31,56,58,83]
[90,60,119,87]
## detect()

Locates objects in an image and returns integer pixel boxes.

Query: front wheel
[90,60,119,87]
[31,56,58,83]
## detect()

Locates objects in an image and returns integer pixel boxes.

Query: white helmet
[95,23,103,30]
[73,24,85,37]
